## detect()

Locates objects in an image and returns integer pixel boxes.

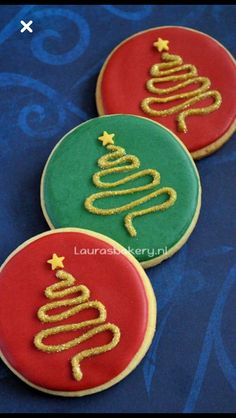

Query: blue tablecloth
[0,4,235,413]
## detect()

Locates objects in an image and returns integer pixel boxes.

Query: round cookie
[0,228,156,396]
[41,115,201,268]
[96,26,236,159]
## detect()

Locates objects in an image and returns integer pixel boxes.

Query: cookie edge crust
[0,227,157,397]
[95,25,236,160]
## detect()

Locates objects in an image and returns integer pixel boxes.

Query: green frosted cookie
[41,115,201,267]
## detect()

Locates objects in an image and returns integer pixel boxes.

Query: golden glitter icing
[141,52,222,133]
[84,138,177,237]
[34,269,121,382]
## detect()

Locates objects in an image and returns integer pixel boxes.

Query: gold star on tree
[153,37,169,52]
[47,253,65,270]
[98,131,115,146]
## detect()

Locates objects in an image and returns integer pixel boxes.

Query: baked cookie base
[96,26,236,160]
[40,116,202,268]
[0,228,157,396]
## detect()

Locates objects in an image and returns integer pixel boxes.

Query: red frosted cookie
[96,26,236,159]
[0,229,156,396]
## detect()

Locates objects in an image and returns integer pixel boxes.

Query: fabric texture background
[0,4,235,413]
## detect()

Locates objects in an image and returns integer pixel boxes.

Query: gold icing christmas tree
[84,131,177,237]
[34,254,121,382]
[141,37,222,133]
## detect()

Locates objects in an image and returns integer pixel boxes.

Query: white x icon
[20,20,33,33]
